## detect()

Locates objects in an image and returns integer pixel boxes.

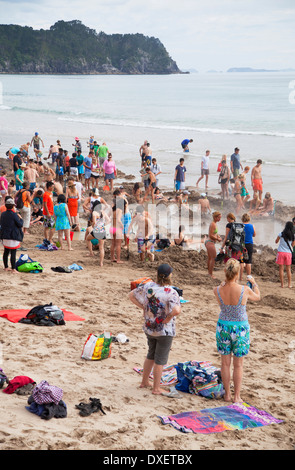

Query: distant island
[227,67,295,73]
[0,20,181,75]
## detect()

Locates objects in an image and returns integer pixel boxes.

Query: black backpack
[0,369,8,389]
[227,223,245,252]
[19,303,65,326]
[15,190,25,209]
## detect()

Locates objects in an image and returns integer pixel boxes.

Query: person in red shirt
[42,181,55,244]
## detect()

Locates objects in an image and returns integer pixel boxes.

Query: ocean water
[1,72,295,209]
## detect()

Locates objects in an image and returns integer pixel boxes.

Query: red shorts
[276,252,292,265]
[253,179,263,192]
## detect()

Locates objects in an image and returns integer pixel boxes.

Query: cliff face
[0,20,181,75]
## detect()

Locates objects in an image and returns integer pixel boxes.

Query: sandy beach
[0,157,294,451]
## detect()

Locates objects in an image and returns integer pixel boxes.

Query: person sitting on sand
[30,203,44,226]
[213,258,260,403]
[248,192,261,216]
[85,200,110,266]
[173,225,193,248]
[42,163,55,183]
[198,193,211,215]
[132,182,143,204]
[258,192,274,217]
[275,221,295,288]
[129,263,181,396]
[154,187,168,202]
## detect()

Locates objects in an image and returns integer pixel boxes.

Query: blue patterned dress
[54,203,71,231]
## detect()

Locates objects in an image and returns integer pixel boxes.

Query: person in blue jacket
[0,197,23,272]
[181,139,193,152]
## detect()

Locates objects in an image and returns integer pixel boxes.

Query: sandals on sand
[75,397,106,416]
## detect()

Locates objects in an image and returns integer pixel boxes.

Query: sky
[1,0,295,72]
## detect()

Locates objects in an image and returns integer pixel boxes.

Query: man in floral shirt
[129,264,181,395]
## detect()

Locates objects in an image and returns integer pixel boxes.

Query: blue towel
[68,263,83,271]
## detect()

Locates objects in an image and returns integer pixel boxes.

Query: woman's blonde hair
[227,212,236,222]
[212,211,221,221]
[156,273,172,286]
[242,213,250,223]
[224,258,240,281]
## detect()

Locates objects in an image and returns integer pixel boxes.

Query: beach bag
[81,333,112,361]
[130,277,152,291]
[172,286,183,297]
[287,242,295,265]
[16,254,43,273]
[0,368,9,389]
[17,261,43,273]
[226,223,245,252]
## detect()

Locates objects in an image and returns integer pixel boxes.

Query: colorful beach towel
[134,364,178,386]
[0,309,85,323]
[133,361,217,387]
[158,402,283,434]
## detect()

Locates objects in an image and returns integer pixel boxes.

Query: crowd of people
[1,133,294,404]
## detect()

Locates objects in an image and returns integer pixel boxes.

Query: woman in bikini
[233,177,244,214]
[205,211,222,278]
[213,258,260,402]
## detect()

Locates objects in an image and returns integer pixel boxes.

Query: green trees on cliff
[0,20,180,74]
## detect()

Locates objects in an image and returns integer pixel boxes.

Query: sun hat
[5,198,16,206]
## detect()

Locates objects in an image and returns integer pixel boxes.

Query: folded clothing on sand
[3,376,35,394]
[32,380,63,405]
[26,395,67,420]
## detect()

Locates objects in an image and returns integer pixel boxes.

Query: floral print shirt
[133,281,180,337]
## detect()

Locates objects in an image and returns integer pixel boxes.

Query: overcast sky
[1,0,295,72]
